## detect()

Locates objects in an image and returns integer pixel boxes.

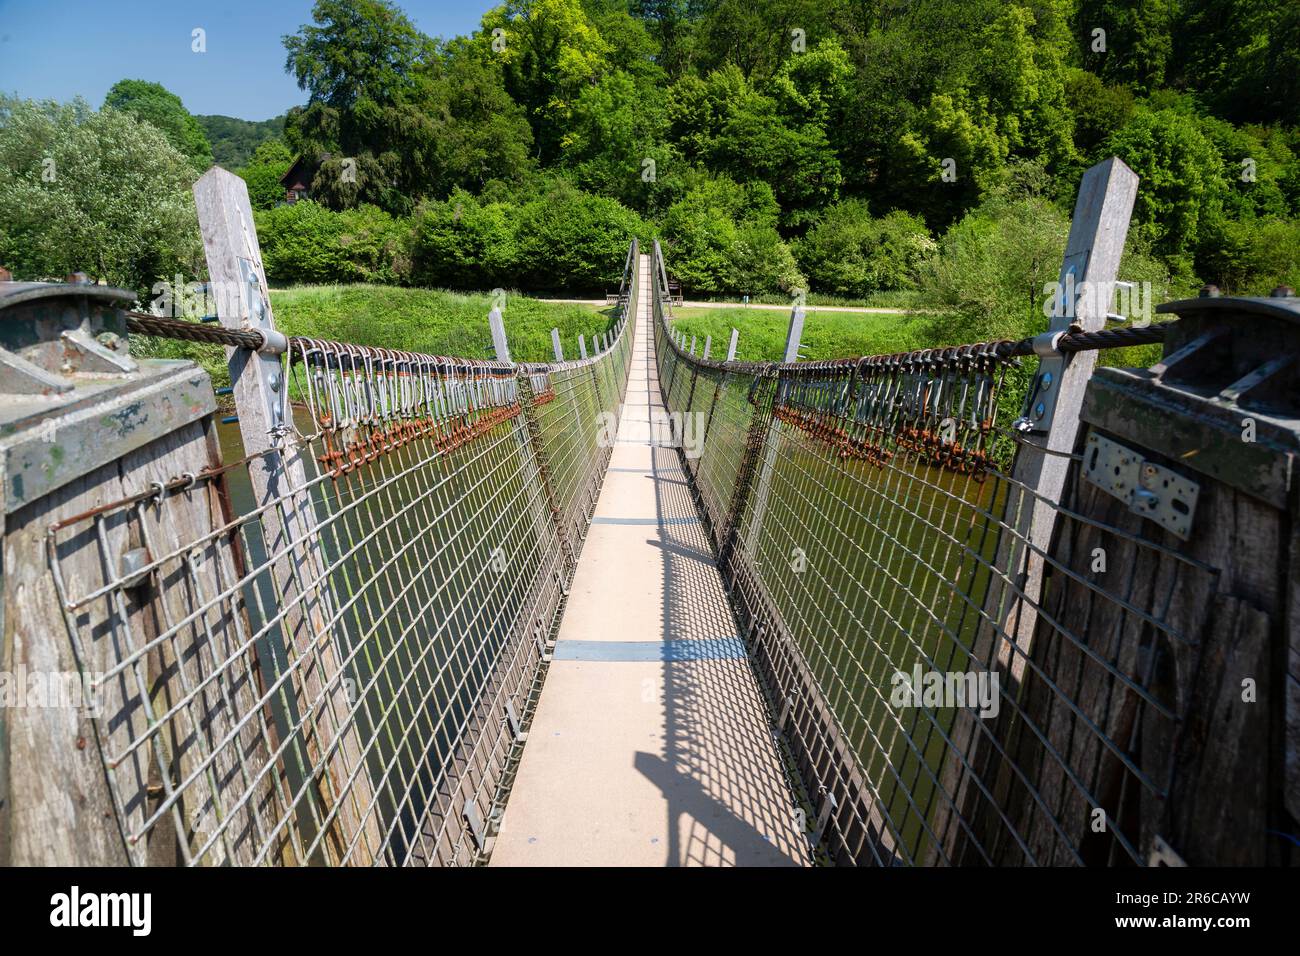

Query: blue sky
[0,0,500,120]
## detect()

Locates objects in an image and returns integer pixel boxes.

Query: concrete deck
[490,256,810,867]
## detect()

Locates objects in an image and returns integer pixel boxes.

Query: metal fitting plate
[1083,432,1200,539]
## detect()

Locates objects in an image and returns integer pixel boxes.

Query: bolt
[96,331,122,350]
[1040,371,1053,390]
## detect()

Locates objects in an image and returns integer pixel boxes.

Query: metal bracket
[463,799,494,854]
[1083,432,1200,539]
[61,327,138,374]
[1018,252,1091,434]
[0,346,73,394]
[505,699,527,743]
[812,786,838,845]
[235,258,287,438]
[1016,336,1067,433]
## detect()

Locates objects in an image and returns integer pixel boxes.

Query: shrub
[659,176,799,295]
[0,96,201,296]
[795,201,934,296]
[512,180,648,292]
[729,224,804,296]
[238,139,293,210]
[407,189,518,289]
[256,201,408,285]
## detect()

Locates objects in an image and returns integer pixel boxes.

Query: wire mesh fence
[43,243,638,866]
[649,243,1220,866]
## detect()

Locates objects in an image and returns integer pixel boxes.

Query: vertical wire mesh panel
[45,244,638,866]
[649,245,1219,867]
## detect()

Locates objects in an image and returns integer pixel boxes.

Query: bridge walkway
[490,255,810,867]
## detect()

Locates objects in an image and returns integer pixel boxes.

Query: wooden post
[690,335,697,356]
[551,328,564,362]
[994,156,1138,675]
[655,240,670,299]
[193,168,382,865]
[489,307,510,364]
[703,335,712,360]
[783,306,805,363]
[931,157,1138,864]
[727,328,739,362]
[578,335,588,360]
[744,304,807,557]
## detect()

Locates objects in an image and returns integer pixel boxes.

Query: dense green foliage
[261,0,1298,303]
[257,201,409,284]
[103,79,214,173]
[195,113,287,168]
[3,0,1298,354]
[240,139,295,209]
[0,96,201,293]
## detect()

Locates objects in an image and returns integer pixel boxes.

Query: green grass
[684,289,925,309]
[134,284,616,391]
[668,306,936,362]
[670,303,1166,370]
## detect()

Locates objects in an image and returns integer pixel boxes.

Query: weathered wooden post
[551,328,564,362]
[488,307,510,364]
[703,335,712,360]
[743,303,805,557]
[193,167,382,865]
[727,328,739,362]
[579,335,587,360]
[932,157,1138,864]
[994,156,1140,673]
[783,306,805,363]
[0,274,274,864]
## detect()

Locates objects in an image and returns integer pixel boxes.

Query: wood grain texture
[193,168,382,864]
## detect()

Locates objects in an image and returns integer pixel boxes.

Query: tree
[0,96,201,296]
[1170,0,1298,126]
[512,178,649,290]
[1064,69,1135,162]
[660,175,801,294]
[560,69,678,214]
[103,79,213,173]
[419,40,535,195]
[668,64,842,225]
[282,0,434,211]
[283,0,428,111]
[796,201,935,296]
[238,139,294,210]
[484,0,613,163]
[1104,106,1226,266]
[1076,0,1173,94]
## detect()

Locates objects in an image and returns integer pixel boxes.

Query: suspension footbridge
[1,161,1295,867]
[491,254,808,866]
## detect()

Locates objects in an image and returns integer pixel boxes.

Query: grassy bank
[666,305,936,362]
[134,284,615,389]
[668,303,1165,371]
